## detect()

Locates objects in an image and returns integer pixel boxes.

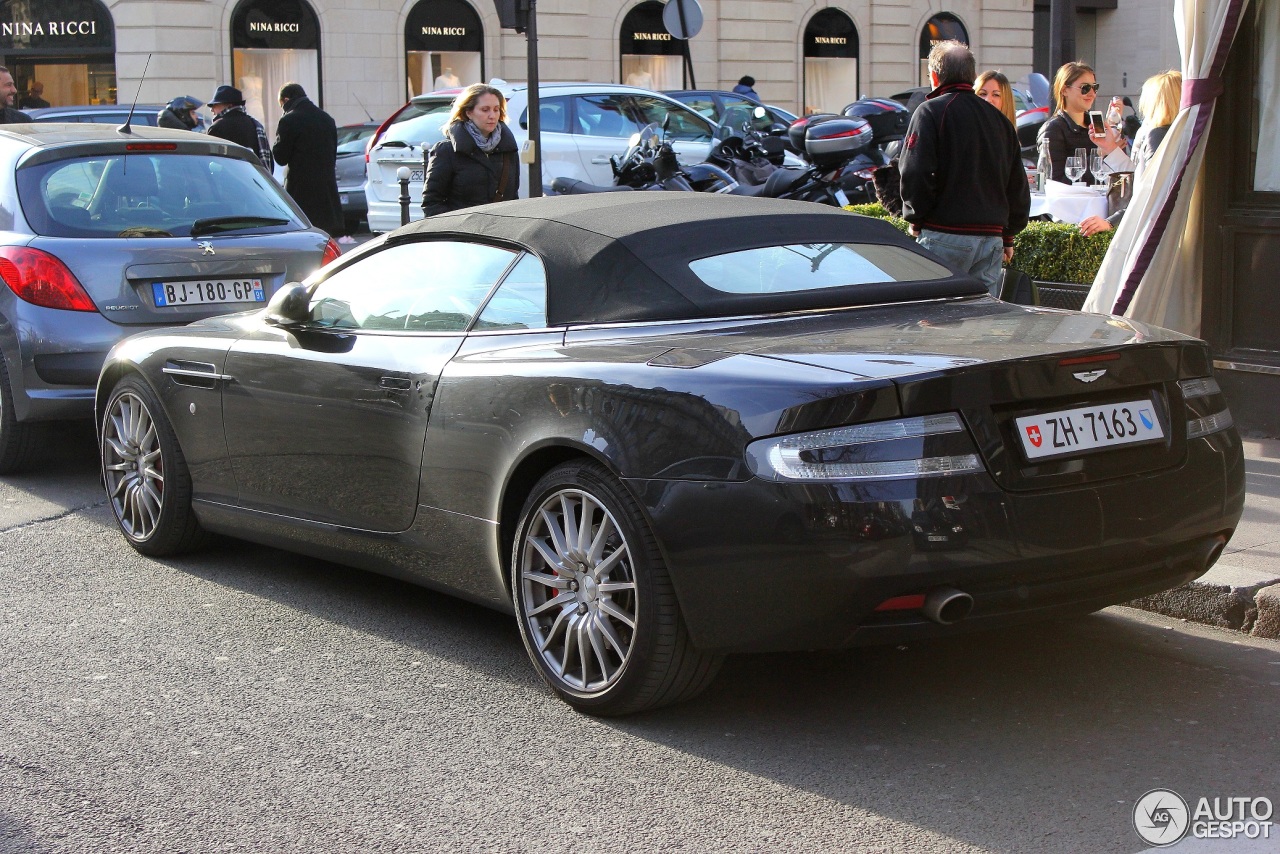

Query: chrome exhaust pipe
[922,587,973,625]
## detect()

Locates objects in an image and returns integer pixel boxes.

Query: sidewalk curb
[1127,564,1280,638]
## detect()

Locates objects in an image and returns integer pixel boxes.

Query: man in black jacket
[899,41,1029,296]
[0,67,33,124]
[272,82,343,237]
[207,85,273,171]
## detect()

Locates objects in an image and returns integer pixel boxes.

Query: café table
[1030,182,1109,225]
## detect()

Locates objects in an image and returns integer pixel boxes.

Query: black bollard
[398,166,411,226]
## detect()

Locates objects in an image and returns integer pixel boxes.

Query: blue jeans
[916,230,1005,296]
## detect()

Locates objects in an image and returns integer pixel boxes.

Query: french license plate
[1016,399,1164,460]
[152,279,265,307]
[379,162,423,182]
[833,188,850,206]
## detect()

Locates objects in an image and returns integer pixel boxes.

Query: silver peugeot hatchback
[0,122,340,472]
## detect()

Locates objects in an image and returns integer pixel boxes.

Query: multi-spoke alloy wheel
[103,390,164,540]
[100,376,207,556]
[512,461,722,715]
[519,486,638,693]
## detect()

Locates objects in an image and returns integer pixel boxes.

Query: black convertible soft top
[395,193,985,326]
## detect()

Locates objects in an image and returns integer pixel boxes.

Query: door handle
[591,156,611,164]
[379,376,412,391]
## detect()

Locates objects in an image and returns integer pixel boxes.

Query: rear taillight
[745,413,984,482]
[0,246,96,312]
[321,239,342,267]
[1179,377,1234,439]
[366,102,410,163]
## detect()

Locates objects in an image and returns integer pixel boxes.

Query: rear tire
[0,355,42,474]
[100,375,209,556]
[511,460,722,715]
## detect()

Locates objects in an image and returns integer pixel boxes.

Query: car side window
[519,96,570,134]
[573,94,638,138]
[475,252,548,330]
[628,96,713,142]
[679,95,718,121]
[309,241,518,332]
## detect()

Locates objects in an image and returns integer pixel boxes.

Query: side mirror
[715,123,733,141]
[265,282,312,327]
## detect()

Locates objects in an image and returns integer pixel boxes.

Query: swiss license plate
[1016,399,1164,460]
[152,279,265,307]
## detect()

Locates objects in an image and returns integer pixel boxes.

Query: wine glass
[1090,151,1111,188]
[1075,147,1092,183]
[1064,156,1085,186]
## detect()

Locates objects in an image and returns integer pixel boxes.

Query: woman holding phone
[1036,61,1133,184]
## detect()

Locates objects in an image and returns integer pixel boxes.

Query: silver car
[0,123,340,473]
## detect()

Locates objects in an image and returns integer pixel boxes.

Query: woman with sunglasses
[1036,61,1133,184]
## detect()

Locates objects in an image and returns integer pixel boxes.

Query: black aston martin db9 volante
[96,193,1244,715]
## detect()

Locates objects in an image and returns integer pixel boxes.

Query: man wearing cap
[207,85,273,172]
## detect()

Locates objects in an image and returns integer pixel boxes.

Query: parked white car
[365,82,718,232]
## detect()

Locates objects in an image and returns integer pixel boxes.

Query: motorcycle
[550,122,736,196]
[552,116,876,208]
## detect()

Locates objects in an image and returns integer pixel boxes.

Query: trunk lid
[34,231,332,325]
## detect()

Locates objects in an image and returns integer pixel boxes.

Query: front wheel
[100,375,208,556]
[511,460,721,715]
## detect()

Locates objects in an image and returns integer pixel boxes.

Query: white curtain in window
[1084,0,1250,336]
[622,56,681,91]
[805,58,857,114]
[1254,0,1280,189]
[234,48,320,143]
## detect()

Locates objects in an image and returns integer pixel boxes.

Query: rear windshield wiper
[191,216,291,236]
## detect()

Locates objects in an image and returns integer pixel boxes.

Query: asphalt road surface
[2,425,1278,853]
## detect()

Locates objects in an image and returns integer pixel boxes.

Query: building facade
[0,0,1033,135]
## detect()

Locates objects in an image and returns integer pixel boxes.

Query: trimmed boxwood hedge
[844,203,1114,286]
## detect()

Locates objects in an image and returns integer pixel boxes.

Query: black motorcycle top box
[803,116,874,169]
[842,98,911,145]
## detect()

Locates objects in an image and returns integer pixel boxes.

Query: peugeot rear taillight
[321,239,343,267]
[0,246,96,312]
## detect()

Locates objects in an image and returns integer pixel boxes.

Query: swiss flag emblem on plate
[1026,425,1042,447]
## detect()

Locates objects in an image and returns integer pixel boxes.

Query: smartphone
[1088,111,1106,135]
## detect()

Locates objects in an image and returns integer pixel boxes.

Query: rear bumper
[630,428,1245,653]
[0,300,124,422]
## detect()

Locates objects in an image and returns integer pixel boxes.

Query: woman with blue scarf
[422,84,520,216]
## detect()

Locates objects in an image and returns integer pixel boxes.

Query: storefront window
[405,0,483,97]
[919,13,969,87]
[0,0,115,107]
[231,0,321,140]
[620,1,683,91]
[804,9,858,115]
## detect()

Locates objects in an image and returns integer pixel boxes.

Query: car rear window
[382,103,452,146]
[688,242,949,294]
[17,152,303,238]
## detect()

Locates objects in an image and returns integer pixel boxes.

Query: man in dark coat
[271,82,343,237]
[19,81,49,109]
[0,67,33,124]
[899,41,1029,296]
[206,85,273,171]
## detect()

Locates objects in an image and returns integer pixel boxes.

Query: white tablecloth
[1030,184,1108,225]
